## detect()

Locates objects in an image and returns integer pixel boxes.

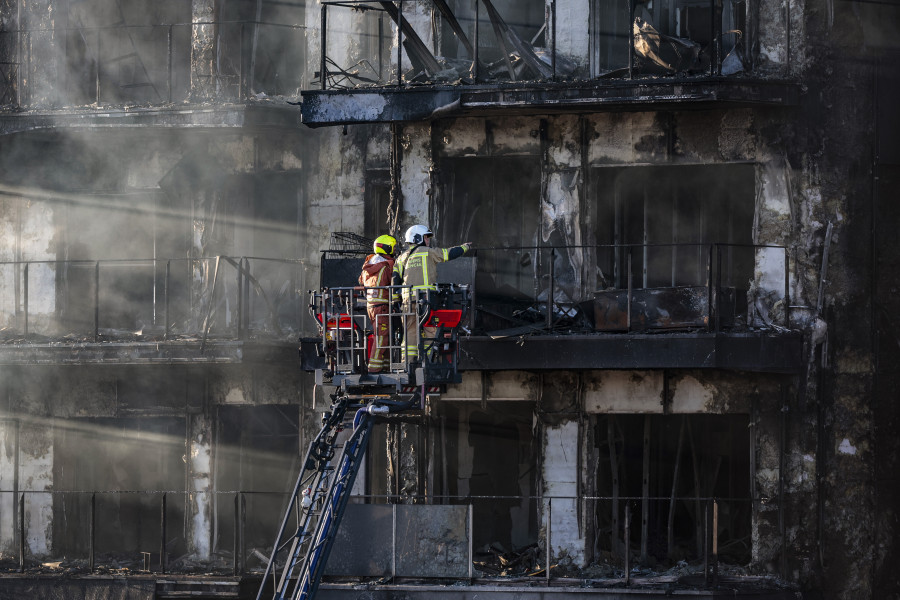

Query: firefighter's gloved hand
[464,242,476,256]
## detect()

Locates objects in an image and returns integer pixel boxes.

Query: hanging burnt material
[387,123,402,237]
[632,17,702,74]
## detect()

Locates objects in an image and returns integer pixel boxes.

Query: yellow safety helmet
[373,234,397,257]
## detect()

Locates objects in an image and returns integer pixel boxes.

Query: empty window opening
[364,170,391,241]
[216,405,301,556]
[593,164,754,290]
[52,417,187,560]
[590,0,748,76]
[432,402,538,553]
[434,156,542,328]
[592,414,751,565]
[434,0,547,72]
[63,0,192,105]
[219,0,308,96]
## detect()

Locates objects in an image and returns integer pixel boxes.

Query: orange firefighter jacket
[359,254,398,305]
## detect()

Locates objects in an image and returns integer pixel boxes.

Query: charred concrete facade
[1,1,899,600]
[0,0,326,591]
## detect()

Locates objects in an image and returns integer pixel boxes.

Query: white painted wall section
[670,375,716,413]
[584,371,663,413]
[21,200,56,317]
[402,1,435,73]
[20,421,54,558]
[443,371,538,402]
[543,421,585,566]
[551,0,590,69]
[0,419,17,553]
[400,122,433,227]
[188,413,213,559]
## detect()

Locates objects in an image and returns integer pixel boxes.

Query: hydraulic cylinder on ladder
[257,283,469,600]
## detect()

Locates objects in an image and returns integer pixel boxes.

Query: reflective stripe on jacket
[393,244,468,298]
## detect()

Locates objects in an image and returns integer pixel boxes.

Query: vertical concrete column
[749,160,794,328]
[0,419,53,558]
[398,0,434,75]
[544,116,586,299]
[387,422,421,502]
[190,0,217,100]
[0,419,18,554]
[551,0,591,74]
[542,420,586,567]
[187,411,213,559]
[20,0,65,107]
[399,122,432,227]
[399,423,420,501]
[20,420,53,558]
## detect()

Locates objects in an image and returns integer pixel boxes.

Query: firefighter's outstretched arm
[446,241,474,260]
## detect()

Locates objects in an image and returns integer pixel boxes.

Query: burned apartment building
[0,0,899,599]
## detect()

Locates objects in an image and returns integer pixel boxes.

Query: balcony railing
[0,488,745,583]
[470,242,791,334]
[315,0,789,90]
[0,242,790,346]
[0,20,307,109]
[0,256,312,343]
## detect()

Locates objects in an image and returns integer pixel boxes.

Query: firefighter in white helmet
[392,225,473,362]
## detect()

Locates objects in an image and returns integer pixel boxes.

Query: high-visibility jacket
[359,254,397,305]
[393,243,470,299]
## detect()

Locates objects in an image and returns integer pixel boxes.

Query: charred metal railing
[0,256,311,342]
[315,0,781,89]
[0,20,306,109]
[471,242,791,333]
[0,487,259,575]
[0,243,790,344]
[0,487,748,585]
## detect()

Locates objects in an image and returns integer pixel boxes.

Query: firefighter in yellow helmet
[359,234,399,373]
[392,225,473,362]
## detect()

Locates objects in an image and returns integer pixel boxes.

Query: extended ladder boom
[259,283,469,600]
[257,393,416,600]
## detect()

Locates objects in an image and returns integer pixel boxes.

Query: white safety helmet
[405,224,433,245]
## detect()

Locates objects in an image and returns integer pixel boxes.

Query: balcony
[300,0,800,126]
[0,17,306,135]
[0,234,802,372]
[0,256,312,365]
[320,240,803,374]
[0,487,794,598]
